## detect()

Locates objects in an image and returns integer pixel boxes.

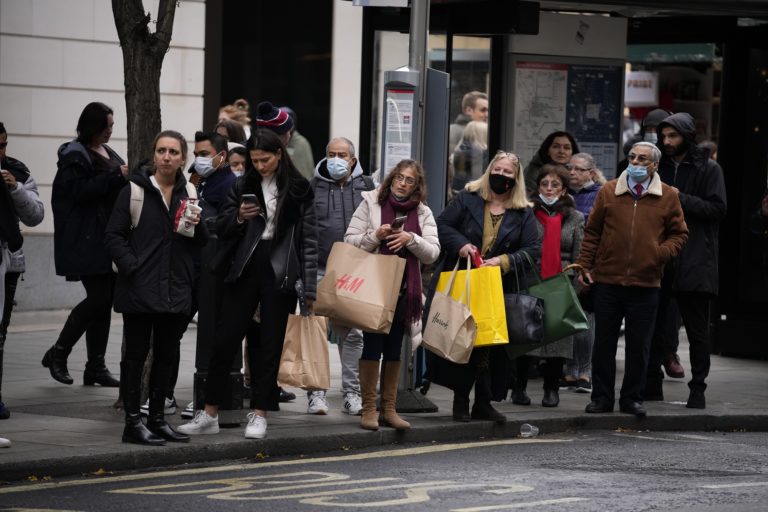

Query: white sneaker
[343,392,363,415]
[140,397,177,416]
[307,390,329,415]
[245,412,267,439]
[0,437,10,448]
[180,401,195,419]
[176,410,219,435]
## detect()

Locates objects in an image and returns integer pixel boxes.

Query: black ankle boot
[471,401,507,423]
[146,390,188,442]
[511,390,531,405]
[452,393,471,422]
[84,359,120,387]
[121,361,165,446]
[42,344,73,385]
[542,389,560,407]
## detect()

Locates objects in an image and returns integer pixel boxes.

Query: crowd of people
[0,95,733,448]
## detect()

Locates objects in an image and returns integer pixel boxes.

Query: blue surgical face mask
[194,154,219,178]
[326,157,350,180]
[643,132,658,144]
[538,193,559,206]
[233,170,244,178]
[627,164,649,181]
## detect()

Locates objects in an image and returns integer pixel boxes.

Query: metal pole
[408,0,429,164]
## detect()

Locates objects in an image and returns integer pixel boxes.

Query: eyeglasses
[566,164,591,172]
[628,153,653,164]
[539,180,563,189]
[393,174,416,186]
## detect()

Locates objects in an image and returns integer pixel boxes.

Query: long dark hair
[76,102,114,145]
[244,128,307,221]
[377,159,428,205]
[536,131,579,164]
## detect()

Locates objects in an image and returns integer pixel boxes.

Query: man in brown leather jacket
[578,141,688,417]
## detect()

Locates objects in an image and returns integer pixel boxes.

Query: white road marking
[452,497,589,511]
[0,437,569,495]
[699,482,768,489]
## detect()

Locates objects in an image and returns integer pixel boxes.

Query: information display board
[383,88,415,178]
[510,56,624,179]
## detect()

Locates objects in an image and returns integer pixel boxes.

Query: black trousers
[204,242,297,411]
[591,283,659,405]
[122,313,189,390]
[57,274,115,365]
[0,272,20,401]
[361,295,407,362]
[676,292,712,392]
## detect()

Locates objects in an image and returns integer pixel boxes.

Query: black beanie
[255,102,294,135]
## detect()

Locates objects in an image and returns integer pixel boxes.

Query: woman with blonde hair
[218,99,251,139]
[427,151,540,423]
[451,120,489,194]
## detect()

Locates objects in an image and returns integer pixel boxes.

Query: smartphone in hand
[241,193,260,205]
[390,215,408,230]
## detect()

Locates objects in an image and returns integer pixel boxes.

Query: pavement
[0,309,767,483]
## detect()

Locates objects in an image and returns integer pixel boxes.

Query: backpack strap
[128,182,145,228]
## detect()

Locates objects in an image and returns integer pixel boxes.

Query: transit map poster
[511,57,624,178]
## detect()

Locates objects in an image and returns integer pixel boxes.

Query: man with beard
[645,113,726,409]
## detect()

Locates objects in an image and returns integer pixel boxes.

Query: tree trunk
[112,0,177,169]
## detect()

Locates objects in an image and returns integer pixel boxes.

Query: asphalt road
[1,431,767,511]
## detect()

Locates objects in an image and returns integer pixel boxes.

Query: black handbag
[503,253,545,347]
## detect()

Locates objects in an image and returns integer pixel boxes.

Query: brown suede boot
[379,361,410,430]
[358,359,380,431]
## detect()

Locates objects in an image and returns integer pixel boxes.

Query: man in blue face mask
[308,137,375,417]
[578,141,688,418]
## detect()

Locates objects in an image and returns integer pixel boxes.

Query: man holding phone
[309,137,375,416]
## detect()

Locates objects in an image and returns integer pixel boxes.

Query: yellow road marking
[0,437,568,495]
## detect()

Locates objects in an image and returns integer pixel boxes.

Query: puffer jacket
[578,170,688,288]
[105,168,208,315]
[569,181,602,220]
[656,112,727,295]
[311,158,374,268]
[344,188,441,266]
[0,155,44,272]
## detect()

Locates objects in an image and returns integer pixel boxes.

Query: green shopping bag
[523,254,589,343]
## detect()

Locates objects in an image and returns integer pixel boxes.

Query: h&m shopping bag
[315,242,406,334]
[435,263,508,347]
[422,257,477,364]
[278,313,331,391]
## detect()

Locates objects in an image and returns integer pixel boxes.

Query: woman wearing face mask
[523,131,579,194]
[228,146,247,177]
[426,151,540,423]
[510,164,583,408]
[344,159,440,431]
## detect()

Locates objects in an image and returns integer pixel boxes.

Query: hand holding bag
[435,261,509,347]
[422,256,477,364]
[523,254,589,343]
[278,280,331,390]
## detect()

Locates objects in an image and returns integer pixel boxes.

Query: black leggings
[204,242,297,411]
[0,272,20,401]
[361,295,406,362]
[57,274,115,363]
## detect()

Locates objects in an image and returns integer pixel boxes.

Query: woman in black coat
[178,129,318,440]
[426,151,540,422]
[45,102,128,387]
[105,130,207,445]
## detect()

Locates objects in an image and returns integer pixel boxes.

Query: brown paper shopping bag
[422,257,476,364]
[315,242,406,334]
[278,314,331,391]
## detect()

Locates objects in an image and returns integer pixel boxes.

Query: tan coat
[578,171,688,288]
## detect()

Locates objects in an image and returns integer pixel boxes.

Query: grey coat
[526,199,584,358]
[1,156,44,273]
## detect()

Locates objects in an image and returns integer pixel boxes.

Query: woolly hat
[255,101,294,135]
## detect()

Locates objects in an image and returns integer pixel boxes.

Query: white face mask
[326,157,350,180]
[233,170,244,177]
[539,193,559,206]
[194,153,221,178]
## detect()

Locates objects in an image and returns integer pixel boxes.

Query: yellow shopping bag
[436,265,509,347]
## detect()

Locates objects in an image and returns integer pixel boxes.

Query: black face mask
[489,173,515,194]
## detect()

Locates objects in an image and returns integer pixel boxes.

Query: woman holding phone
[178,129,318,440]
[344,159,441,431]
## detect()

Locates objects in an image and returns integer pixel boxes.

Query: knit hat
[255,101,294,135]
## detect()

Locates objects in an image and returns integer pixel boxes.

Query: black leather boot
[121,361,165,446]
[146,389,189,443]
[471,370,507,423]
[452,391,471,422]
[542,389,560,407]
[41,343,74,385]
[84,357,120,387]
[541,359,561,407]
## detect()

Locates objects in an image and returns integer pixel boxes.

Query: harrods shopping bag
[278,314,331,391]
[435,264,509,347]
[315,242,406,334]
[422,257,477,364]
